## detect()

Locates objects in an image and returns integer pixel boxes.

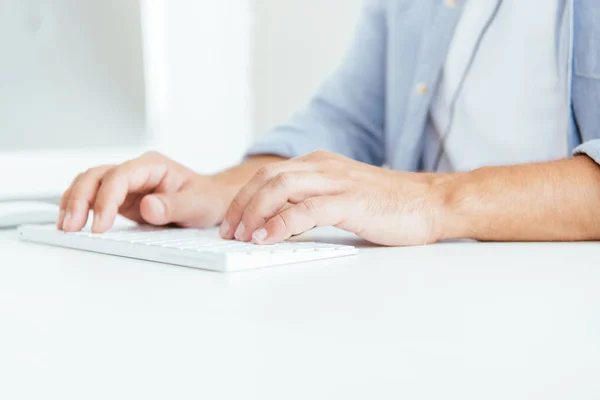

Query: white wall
[0,0,253,199]
[252,0,363,137]
[153,0,252,171]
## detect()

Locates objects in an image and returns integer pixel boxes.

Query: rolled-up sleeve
[246,0,387,166]
[574,139,600,165]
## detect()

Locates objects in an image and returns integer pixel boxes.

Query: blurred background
[0,0,361,200]
[253,0,361,138]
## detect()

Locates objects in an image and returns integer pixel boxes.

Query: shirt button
[416,83,429,95]
[445,0,457,8]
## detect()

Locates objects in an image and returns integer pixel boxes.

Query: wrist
[432,171,478,241]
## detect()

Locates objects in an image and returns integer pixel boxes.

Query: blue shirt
[247,0,600,170]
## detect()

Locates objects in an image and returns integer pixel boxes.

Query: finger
[57,184,75,229]
[139,191,216,228]
[117,193,146,223]
[91,163,185,233]
[62,166,114,232]
[252,195,348,244]
[234,172,347,242]
[220,160,319,240]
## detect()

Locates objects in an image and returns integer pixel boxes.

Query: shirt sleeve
[246,0,387,166]
[574,139,600,165]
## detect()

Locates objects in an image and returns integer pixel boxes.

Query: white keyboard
[18,225,358,272]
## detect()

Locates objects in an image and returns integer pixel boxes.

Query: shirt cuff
[573,139,600,166]
[245,137,299,160]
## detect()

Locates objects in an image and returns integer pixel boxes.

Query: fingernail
[234,222,245,240]
[62,211,72,230]
[57,210,65,229]
[219,220,230,237]
[252,228,268,242]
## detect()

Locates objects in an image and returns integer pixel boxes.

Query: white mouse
[0,201,60,228]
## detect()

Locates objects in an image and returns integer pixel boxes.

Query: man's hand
[58,152,283,233]
[220,150,446,246]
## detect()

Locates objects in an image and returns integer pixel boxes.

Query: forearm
[439,156,600,242]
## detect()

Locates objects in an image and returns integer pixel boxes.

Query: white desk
[1,227,600,400]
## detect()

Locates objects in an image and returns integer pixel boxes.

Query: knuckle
[310,150,330,159]
[84,166,99,176]
[76,165,111,186]
[301,198,319,212]
[274,172,291,187]
[256,165,274,181]
[274,213,290,231]
[73,172,85,183]
[69,179,88,195]
[118,158,138,172]
[244,201,261,218]
[99,167,120,185]
[229,196,244,214]
[83,164,110,178]
[141,150,163,160]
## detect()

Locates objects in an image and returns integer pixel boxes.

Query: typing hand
[58,152,236,233]
[219,150,447,246]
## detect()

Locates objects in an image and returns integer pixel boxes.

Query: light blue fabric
[247,0,600,171]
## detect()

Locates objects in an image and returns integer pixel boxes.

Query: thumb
[140,191,222,228]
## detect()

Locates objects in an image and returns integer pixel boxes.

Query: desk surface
[1,227,600,400]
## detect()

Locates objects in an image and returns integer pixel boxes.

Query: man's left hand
[219,150,448,246]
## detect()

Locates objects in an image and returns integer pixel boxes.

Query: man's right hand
[58,151,283,233]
